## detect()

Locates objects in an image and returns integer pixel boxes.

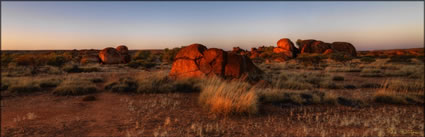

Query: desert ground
[1,45,424,137]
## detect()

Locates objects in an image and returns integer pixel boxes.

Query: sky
[1,2,424,51]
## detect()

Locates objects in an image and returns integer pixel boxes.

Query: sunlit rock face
[169,43,263,80]
[99,47,122,64]
[97,45,131,64]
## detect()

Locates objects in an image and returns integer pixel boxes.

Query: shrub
[329,52,353,64]
[8,80,41,94]
[360,56,376,64]
[319,81,341,89]
[128,60,156,69]
[296,53,325,69]
[337,97,364,107]
[199,77,258,115]
[133,51,152,60]
[105,77,138,92]
[162,47,181,62]
[45,53,67,67]
[344,84,357,89]
[14,54,46,74]
[39,78,62,88]
[388,55,414,63]
[1,53,14,66]
[360,68,383,77]
[374,94,408,105]
[63,65,99,73]
[53,79,97,96]
[361,83,381,88]
[332,75,345,81]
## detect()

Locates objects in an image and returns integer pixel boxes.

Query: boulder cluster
[234,38,357,62]
[80,45,131,65]
[169,44,263,80]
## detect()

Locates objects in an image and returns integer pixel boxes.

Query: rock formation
[99,47,122,64]
[169,44,263,80]
[296,39,357,57]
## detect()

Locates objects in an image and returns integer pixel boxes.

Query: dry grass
[374,80,424,105]
[52,77,97,96]
[199,77,258,115]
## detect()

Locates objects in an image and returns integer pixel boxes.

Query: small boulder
[99,48,122,64]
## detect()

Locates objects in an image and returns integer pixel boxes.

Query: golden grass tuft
[199,77,258,115]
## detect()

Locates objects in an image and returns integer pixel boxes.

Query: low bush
[332,75,345,81]
[388,55,414,63]
[63,65,99,73]
[127,60,156,69]
[344,84,357,89]
[53,79,97,96]
[105,77,138,92]
[360,56,376,64]
[8,80,41,94]
[39,78,62,88]
[361,83,381,88]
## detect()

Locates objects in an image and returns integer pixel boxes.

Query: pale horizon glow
[1,1,424,51]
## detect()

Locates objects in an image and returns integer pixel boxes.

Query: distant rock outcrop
[97,45,131,64]
[273,38,299,61]
[99,47,122,64]
[169,44,263,80]
[116,45,131,63]
[296,39,357,57]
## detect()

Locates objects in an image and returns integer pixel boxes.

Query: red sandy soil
[1,91,423,137]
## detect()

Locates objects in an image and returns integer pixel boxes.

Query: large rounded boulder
[99,47,122,64]
[116,45,131,63]
[273,38,299,58]
[331,42,357,57]
[169,43,263,81]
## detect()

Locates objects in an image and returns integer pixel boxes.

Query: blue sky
[1,1,424,50]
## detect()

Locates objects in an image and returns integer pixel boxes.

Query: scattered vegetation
[53,78,98,96]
